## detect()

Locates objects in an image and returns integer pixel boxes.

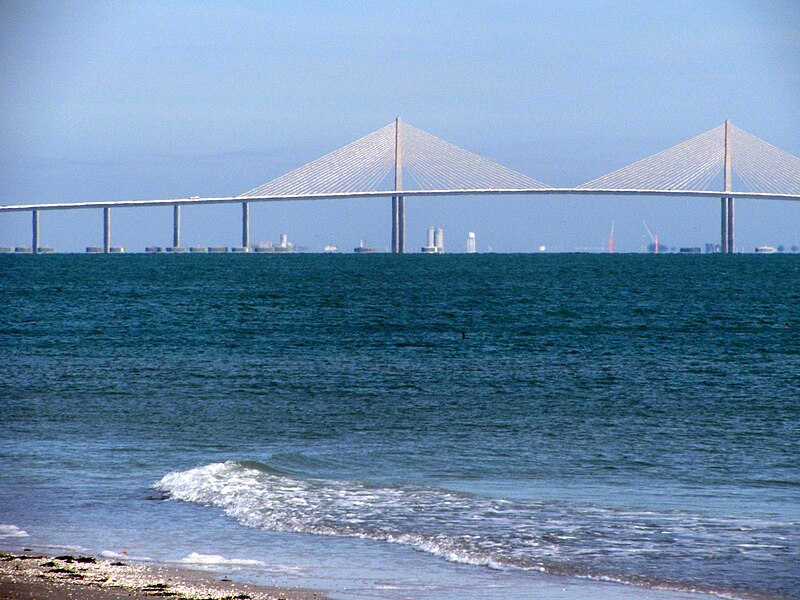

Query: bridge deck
[1,187,799,213]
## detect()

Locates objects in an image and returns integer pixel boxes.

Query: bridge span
[2,119,799,253]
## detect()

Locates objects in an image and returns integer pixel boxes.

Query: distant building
[422,227,435,253]
[467,232,476,254]
[354,240,375,253]
[647,242,669,254]
[434,228,443,251]
[254,234,294,253]
[422,227,444,254]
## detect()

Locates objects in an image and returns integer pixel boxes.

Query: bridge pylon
[392,117,404,254]
[239,118,547,255]
[722,119,734,254]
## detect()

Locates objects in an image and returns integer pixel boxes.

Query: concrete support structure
[103,207,111,254]
[391,197,398,253]
[720,198,728,253]
[721,119,734,253]
[727,196,734,253]
[391,117,405,254]
[242,202,250,250]
[32,210,40,254]
[173,205,181,248]
[398,194,405,253]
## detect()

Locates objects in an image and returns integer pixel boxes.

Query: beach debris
[76,555,98,563]
[142,581,178,596]
[55,554,76,562]
[0,551,325,599]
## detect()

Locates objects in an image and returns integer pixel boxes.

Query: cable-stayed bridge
[1,119,799,253]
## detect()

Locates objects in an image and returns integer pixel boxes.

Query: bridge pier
[392,198,398,252]
[32,210,39,254]
[727,198,734,253]
[103,207,111,253]
[173,205,181,248]
[242,202,250,250]
[721,196,735,254]
[398,195,405,252]
[391,195,406,254]
[720,198,728,253]
[392,196,405,253]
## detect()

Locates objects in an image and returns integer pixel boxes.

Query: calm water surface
[1,254,798,599]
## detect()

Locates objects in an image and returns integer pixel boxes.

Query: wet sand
[0,551,328,600]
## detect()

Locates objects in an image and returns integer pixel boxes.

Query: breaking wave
[175,552,266,567]
[0,524,29,539]
[155,461,799,599]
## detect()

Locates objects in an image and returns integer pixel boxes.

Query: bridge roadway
[2,188,798,253]
[1,187,799,213]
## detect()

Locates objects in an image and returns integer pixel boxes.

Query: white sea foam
[100,550,153,562]
[0,524,29,539]
[42,544,90,553]
[176,552,266,567]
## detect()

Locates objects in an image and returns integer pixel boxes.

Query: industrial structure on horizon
[421,227,444,254]
[354,240,375,253]
[467,232,476,254]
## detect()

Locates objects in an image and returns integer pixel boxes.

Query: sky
[0,0,798,253]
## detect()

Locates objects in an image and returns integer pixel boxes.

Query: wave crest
[0,524,29,539]
[155,461,799,597]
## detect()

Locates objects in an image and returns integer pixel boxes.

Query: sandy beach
[0,551,328,600]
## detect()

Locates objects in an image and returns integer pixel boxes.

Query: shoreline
[0,551,329,600]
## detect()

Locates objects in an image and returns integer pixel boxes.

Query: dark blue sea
[1,254,798,600]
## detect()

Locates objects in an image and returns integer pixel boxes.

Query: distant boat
[755,246,777,253]
[323,244,338,253]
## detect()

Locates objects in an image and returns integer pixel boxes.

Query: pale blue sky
[1,0,798,252]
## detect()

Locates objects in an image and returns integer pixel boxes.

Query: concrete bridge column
[391,197,399,253]
[242,202,250,250]
[103,207,111,253]
[720,198,729,253]
[173,205,181,248]
[727,198,734,253]
[398,195,405,253]
[32,210,39,254]
[391,195,406,254]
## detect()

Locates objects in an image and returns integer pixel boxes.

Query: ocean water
[1,253,798,600]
